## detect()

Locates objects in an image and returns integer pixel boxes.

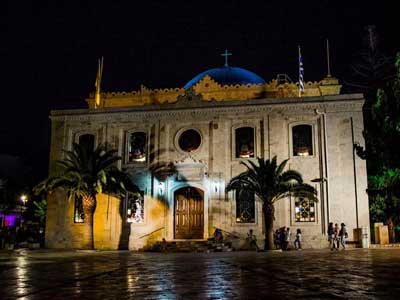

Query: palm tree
[34,142,138,249]
[226,156,317,250]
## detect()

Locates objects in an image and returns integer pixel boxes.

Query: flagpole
[326,39,331,77]
[298,46,301,98]
[298,45,305,98]
[94,57,104,109]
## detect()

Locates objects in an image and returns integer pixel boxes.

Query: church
[45,54,369,250]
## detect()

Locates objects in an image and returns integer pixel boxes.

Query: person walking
[328,222,335,250]
[274,229,280,249]
[334,223,340,250]
[285,227,291,250]
[247,229,259,251]
[280,227,286,250]
[294,229,302,250]
[339,223,347,250]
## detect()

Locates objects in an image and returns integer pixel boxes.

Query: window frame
[231,123,258,161]
[73,196,85,224]
[125,189,148,226]
[74,132,98,149]
[174,127,203,155]
[288,122,316,159]
[234,190,256,224]
[126,190,145,224]
[125,130,150,165]
[293,197,317,223]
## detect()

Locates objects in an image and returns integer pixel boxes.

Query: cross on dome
[221,49,232,67]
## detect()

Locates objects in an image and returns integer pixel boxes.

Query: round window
[178,129,202,153]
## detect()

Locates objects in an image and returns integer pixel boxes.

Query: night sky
[1,1,399,183]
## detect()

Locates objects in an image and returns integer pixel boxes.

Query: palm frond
[226,156,317,207]
[280,170,303,184]
[33,143,138,201]
[276,159,289,177]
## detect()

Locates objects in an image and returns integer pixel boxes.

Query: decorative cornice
[174,155,206,166]
[51,95,364,123]
[86,76,342,109]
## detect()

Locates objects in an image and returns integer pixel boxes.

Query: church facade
[45,64,369,250]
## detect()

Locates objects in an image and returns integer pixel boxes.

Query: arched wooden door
[174,187,204,239]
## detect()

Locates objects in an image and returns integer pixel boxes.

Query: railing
[214,227,241,239]
[138,227,164,239]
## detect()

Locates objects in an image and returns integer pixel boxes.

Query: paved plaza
[1,248,400,299]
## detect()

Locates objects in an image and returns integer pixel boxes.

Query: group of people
[214,224,347,252]
[328,222,347,250]
[0,225,33,250]
[274,227,302,250]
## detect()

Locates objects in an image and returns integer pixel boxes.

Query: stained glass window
[128,132,146,162]
[235,127,255,158]
[295,198,315,222]
[236,190,255,223]
[292,125,313,156]
[127,191,144,223]
[74,197,84,223]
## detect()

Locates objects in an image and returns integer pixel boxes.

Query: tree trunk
[263,203,275,250]
[82,195,96,249]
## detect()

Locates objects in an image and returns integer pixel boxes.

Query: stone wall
[45,193,124,250]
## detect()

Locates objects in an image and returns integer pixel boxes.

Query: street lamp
[20,194,28,226]
[20,194,28,205]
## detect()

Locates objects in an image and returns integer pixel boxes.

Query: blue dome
[184,66,265,89]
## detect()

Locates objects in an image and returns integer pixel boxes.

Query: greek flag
[299,46,304,96]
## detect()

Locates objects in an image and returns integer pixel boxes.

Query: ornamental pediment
[174,156,207,181]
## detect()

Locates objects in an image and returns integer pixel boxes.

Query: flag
[298,46,304,97]
[95,57,104,108]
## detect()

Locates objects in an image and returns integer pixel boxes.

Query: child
[294,228,302,250]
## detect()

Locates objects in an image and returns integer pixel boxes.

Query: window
[236,190,255,223]
[128,132,147,162]
[295,198,315,222]
[78,133,95,152]
[74,197,84,223]
[178,129,201,153]
[127,191,144,223]
[292,125,313,156]
[235,127,255,158]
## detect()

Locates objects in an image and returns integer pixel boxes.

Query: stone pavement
[1,249,400,299]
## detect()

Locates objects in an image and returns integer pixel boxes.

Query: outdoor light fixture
[311,178,327,183]
[214,181,218,193]
[158,182,165,196]
[20,194,27,205]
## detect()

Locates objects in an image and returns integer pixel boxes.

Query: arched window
[78,133,95,152]
[235,127,255,158]
[295,197,315,222]
[236,190,255,223]
[128,132,147,162]
[292,125,313,156]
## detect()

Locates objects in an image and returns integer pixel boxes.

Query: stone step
[144,240,234,253]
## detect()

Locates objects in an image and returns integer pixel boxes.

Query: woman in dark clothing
[327,222,335,250]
